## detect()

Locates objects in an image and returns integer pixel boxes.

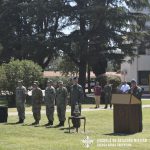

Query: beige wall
[121,55,150,91]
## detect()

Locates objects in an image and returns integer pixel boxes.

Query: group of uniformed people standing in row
[15,77,84,127]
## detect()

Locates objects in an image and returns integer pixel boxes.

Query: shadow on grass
[103,132,136,136]
[4,122,19,125]
[21,123,44,127]
[59,126,74,130]
[64,131,74,134]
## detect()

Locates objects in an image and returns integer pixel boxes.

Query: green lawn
[0,100,7,106]
[0,108,150,150]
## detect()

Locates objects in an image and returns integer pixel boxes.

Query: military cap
[33,81,39,85]
[17,80,23,83]
[47,80,53,83]
[131,79,137,83]
[58,80,63,84]
[73,77,78,80]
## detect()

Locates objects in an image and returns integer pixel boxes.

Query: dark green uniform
[56,87,68,123]
[32,88,43,123]
[70,84,84,127]
[15,86,27,121]
[45,86,56,123]
[104,84,112,108]
[129,86,143,132]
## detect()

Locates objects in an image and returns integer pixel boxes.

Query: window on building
[138,49,146,55]
[138,71,150,85]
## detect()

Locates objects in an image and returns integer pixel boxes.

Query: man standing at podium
[129,79,143,132]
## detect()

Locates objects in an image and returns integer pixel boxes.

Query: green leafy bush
[0,59,42,107]
[1,59,42,93]
[0,66,7,93]
[96,75,121,93]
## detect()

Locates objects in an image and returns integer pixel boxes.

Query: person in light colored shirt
[120,81,130,93]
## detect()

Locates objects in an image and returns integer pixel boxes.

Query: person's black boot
[32,120,39,125]
[61,121,64,126]
[19,119,24,123]
[57,121,64,127]
[16,119,24,124]
[104,106,107,109]
[45,120,53,126]
[49,120,53,126]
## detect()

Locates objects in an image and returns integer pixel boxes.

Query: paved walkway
[8,105,150,116]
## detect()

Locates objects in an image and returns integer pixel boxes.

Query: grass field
[0,107,150,150]
[3,99,150,113]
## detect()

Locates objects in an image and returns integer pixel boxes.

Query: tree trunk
[78,60,87,94]
[87,64,91,93]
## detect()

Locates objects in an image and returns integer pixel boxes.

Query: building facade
[121,53,150,92]
[121,1,150,92]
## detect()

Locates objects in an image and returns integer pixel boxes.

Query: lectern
[112,94,142,134]
[0,106,8,123]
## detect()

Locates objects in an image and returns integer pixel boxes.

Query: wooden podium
[112,94,142,134]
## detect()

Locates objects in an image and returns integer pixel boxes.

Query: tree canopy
[0,0,150,89]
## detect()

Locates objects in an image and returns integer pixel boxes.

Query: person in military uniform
[44,80,56,126]
[128,79,143,132]
[70,77,84,128]
[104,81,112,109]
[15,80,27,123]
[31,81,43,125]
[56,81,68,127]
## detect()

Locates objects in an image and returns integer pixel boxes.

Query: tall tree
[57,0,149,90]
[0,0,64,68]
[0,0,150,91]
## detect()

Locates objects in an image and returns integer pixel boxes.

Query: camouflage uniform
[104,84,112,108]
[16,86,27,122]
[129,86,143,132]
[32,87,43,123]
[45,86,56,123]
[70,84,84,128]
[56,86,68,124]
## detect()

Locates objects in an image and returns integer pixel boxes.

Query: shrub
[0,66,7,93]
[107,75,121,92]
[0,59,43,107]
[96,75,121,93]
[1,59,42,93]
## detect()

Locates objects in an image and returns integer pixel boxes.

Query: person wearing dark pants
[104,81,112,109]
[44,80,56,126]
[31,81,43,125]
[56,81,68,127]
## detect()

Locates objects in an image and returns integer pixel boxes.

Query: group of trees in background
[0,0,150,90]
